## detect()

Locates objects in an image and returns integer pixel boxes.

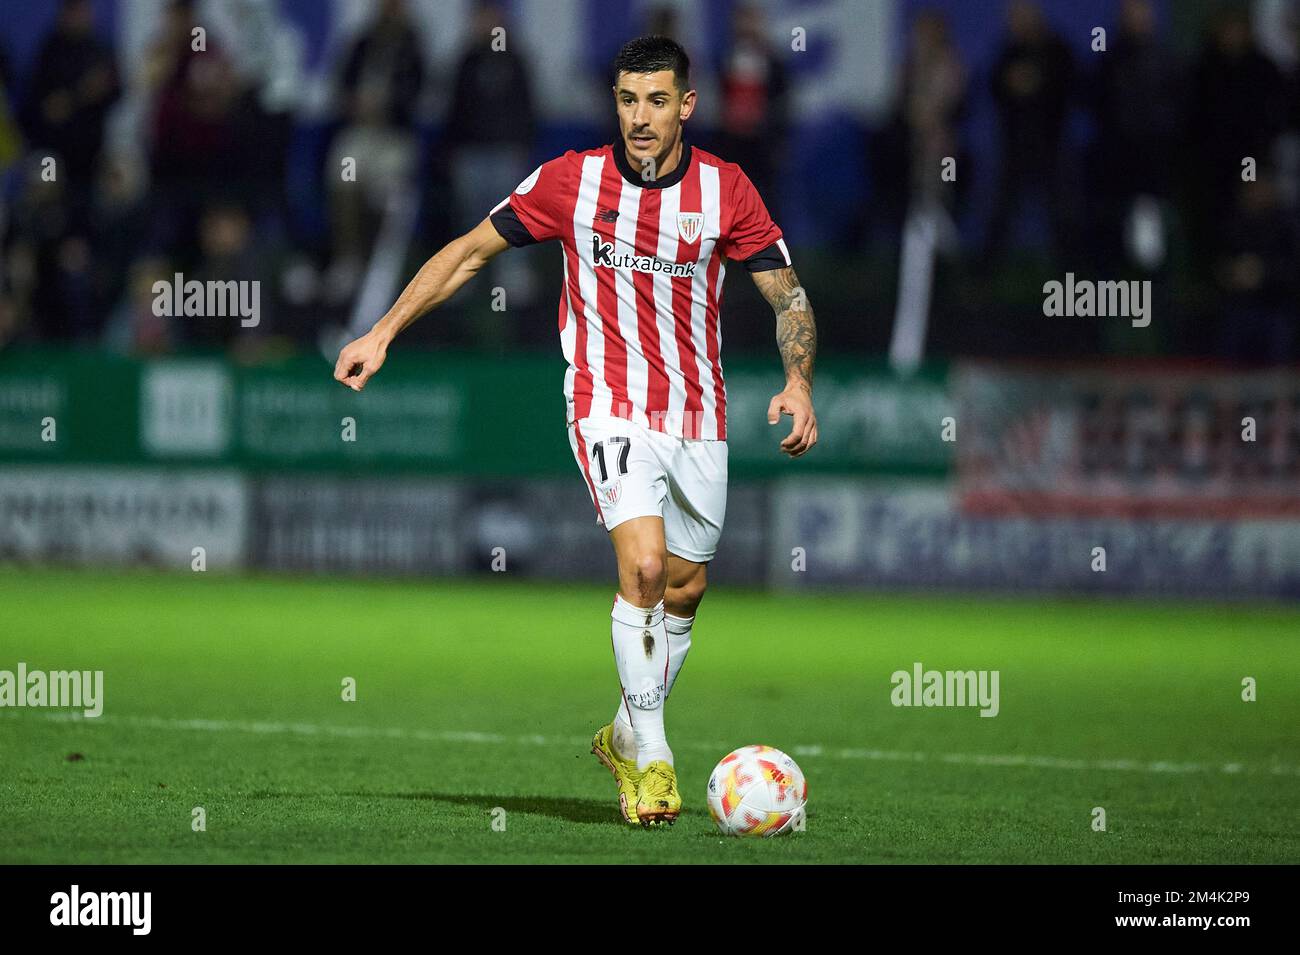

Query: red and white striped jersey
[489,143,790,441]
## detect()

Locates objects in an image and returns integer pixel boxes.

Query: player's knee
[625,551,667,604]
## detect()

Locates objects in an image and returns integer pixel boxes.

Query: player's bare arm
[754,265,819,458]
[333,216,509,391]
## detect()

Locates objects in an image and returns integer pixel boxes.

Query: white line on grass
[11,710,1300,777]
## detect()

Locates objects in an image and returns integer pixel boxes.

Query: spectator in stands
[184,201,270,351]
[898,11,967,217]
[0,43,12,104]
[445,3,538,321]
[1089,0,1183,272]
[1215,173,1297,365]
[0,45,21,228]
[20,0,120,226]
[103,256,175,356]
[4,161,98,342]
[0,43,18,168]
[147,0,271,254]
[446,3,535,231]
[715,3,788,211]
[982,0,1075,267]
[325,0,425,303]
[88,153,151,327]
[142,0,198,94]
[881,10,970,363]
[1187,7,1289,270]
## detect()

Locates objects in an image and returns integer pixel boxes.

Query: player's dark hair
[613,35,691,93]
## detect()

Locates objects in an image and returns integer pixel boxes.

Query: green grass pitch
[1,568,1296,864]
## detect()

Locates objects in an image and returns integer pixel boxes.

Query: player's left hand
[767,384,817,458]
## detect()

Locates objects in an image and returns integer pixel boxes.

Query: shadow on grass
[335,790,619,825]
[242,788,691,827]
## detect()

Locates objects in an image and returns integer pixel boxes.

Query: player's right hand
[767,384,818,458]
[333,332,388,392]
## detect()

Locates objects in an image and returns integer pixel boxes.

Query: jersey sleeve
[490,155,570,247]
[722,169,791,272]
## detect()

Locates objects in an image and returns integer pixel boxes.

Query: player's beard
[626,126,682,180]
[625,127,657,156]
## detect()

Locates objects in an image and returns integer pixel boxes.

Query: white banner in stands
[769,479,1300,600]
[0,468,248,570]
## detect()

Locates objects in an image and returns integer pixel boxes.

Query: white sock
[610,593,673,769]
[612,610,693,764]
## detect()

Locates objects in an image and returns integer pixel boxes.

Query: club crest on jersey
[676,212,704,244]
[600,478,623,506]
[590,236,695,277]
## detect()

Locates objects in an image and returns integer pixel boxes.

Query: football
[706,745,807,836]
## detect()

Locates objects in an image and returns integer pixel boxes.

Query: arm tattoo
[756,266,816,391]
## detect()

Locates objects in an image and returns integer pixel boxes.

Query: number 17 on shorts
[566,416,728,564]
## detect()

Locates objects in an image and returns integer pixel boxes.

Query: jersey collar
[612,137,693,190]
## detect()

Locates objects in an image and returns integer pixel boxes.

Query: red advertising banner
[954,363,1300,518]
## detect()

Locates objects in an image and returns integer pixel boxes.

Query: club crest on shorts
[600,478,623,506]
[676,212,704,244]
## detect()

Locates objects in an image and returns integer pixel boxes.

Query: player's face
[614,71,696,175]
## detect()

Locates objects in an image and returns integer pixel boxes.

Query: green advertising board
[0,348,951,478]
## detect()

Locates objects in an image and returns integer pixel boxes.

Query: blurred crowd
[870,0,1299,362]
[0,0,1296,364]
[0,0,548,356]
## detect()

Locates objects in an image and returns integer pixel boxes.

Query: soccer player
[334,35,818,827]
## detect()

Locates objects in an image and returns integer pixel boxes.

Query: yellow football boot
[591,723,641,825]
[635,760,681,827]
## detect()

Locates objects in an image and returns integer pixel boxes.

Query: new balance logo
[596,208,619,223]
[590,236,696,277]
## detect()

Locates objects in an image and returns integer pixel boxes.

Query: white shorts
[567,415,728,564]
